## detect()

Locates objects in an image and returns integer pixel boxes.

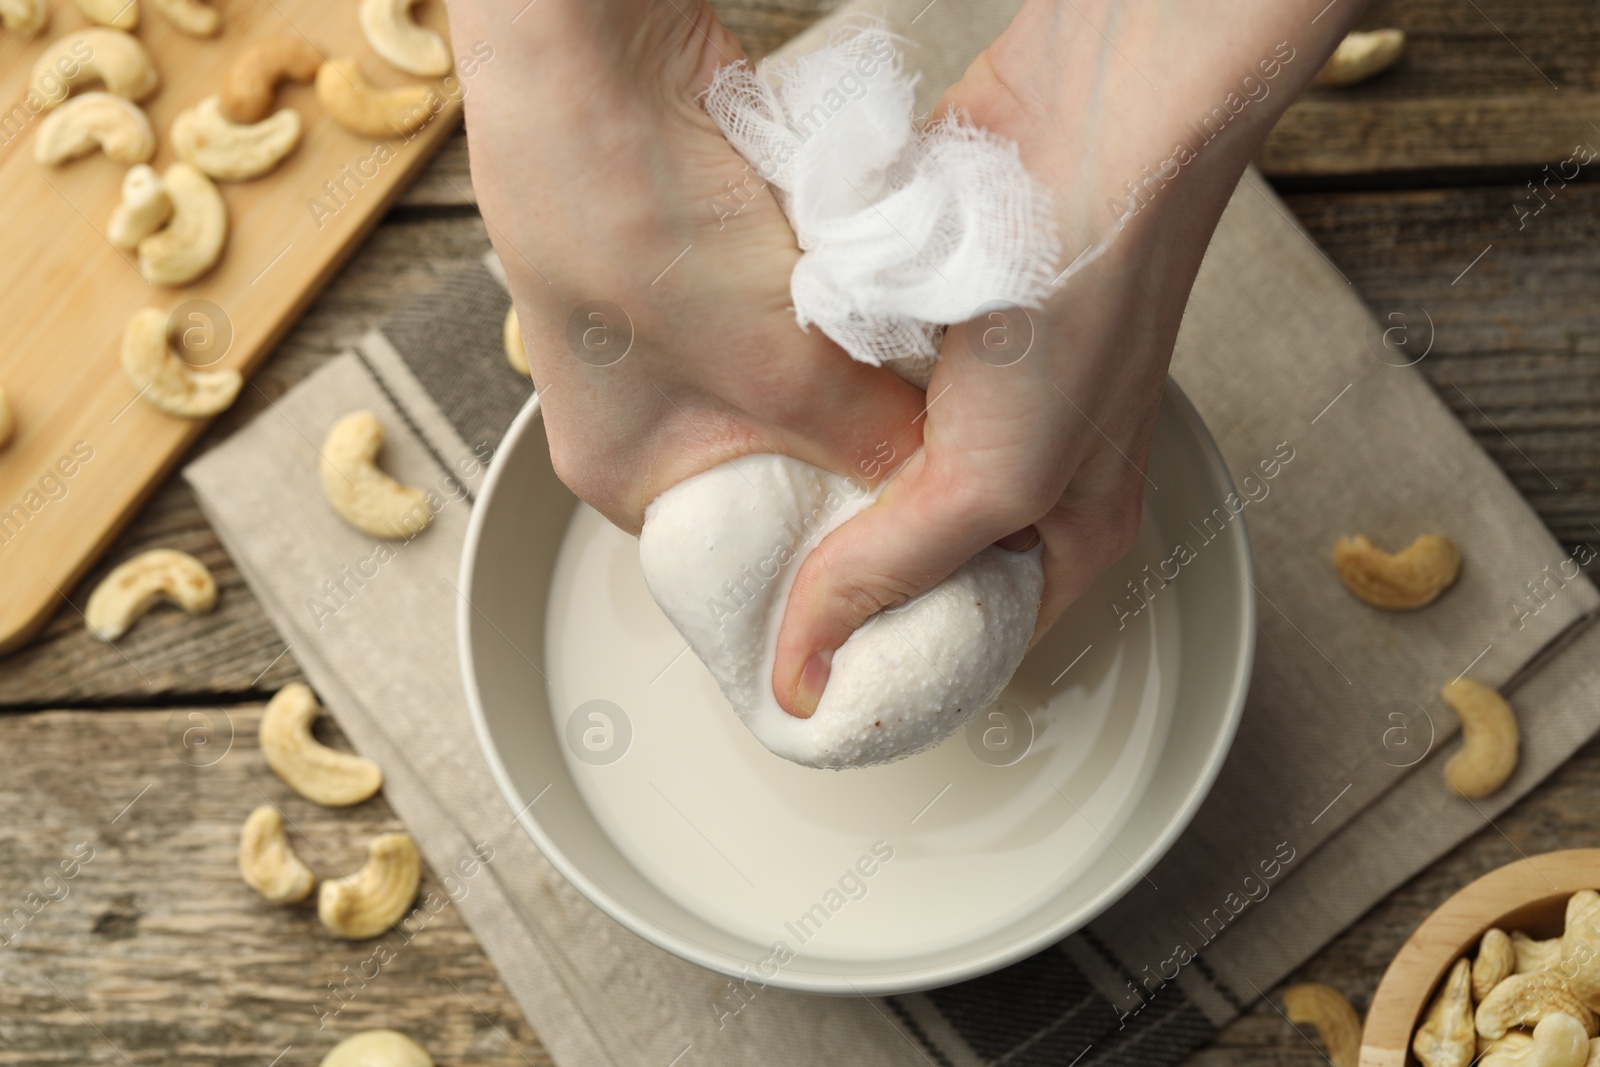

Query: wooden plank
[0,213,493,706]
[0,0,464,654]
[1283,183,1600,544]
[1261,0,1600,179]
[0,705,546,1064]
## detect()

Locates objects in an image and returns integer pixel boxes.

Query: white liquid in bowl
[546,504,1180,962]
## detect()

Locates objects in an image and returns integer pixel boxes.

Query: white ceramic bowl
[459,381,1254,995]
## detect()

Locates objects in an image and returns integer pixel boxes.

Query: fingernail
[791,648,833,719]
[998,526,1041,552]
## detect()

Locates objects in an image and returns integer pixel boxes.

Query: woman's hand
[447,0,929,535]
[770,0,1368,715]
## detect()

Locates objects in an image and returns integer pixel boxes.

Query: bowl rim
[458,378,1256,995]
[1360,848,1600,1064]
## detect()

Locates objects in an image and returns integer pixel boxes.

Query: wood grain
[0,705,546,1065]
[0,0,463,654]
[0,213,492,706]
[1261,0,1600,179]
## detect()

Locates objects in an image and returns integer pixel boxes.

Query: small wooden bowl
[1361,849,1600,1067]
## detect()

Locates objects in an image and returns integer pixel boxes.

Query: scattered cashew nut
[1478,972,1597,1040]
[172,96,303,181]
[1518,931,1567,975]
[260,683,383,808]
[1415,958,1476,1067]
[1283,984,1361,1067]
[32,29,159,109]
[1443,678,1519,798]
[318,832,420,939]
[121,307,241,417]
[1316,29,1407,88]
[222,36,323,124]
[84,548,217,640]
[0,386,14,450]
[0,0,49,36]
[1334,533,1461,609]
[34,92,154,165]
[137,162,228,286]
[316,58,436,139]
[1477,929,1518,1000]
[148,0,217,36]
[73,0,136,30]
[321,1030,434,1067]
[503,305,529,376]
[108,164,173,249]
[1479,1013,1590,1067]
[359,0,450,77]
[320,411,433,539]
[239,805,316,904]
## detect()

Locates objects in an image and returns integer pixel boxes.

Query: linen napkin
[185,1,1600,1064]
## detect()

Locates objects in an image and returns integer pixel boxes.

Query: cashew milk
[545,504,1179,960]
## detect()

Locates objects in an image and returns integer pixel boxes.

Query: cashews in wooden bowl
[1364,851,1600,1067]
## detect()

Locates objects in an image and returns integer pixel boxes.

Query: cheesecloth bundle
[702,21,1061,382]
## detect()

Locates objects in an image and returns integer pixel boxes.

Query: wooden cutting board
[0,0,463,652]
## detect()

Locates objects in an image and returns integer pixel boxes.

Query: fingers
[771,448,1034,717]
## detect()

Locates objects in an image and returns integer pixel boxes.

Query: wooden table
[2,0,1595,1063]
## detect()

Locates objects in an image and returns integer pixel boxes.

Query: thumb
[771,451,1038,717]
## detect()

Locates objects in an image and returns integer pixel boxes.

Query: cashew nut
[222,36,323,124]
[316,58,436,139]
[318,832,420,939]
[1562,891,1600,1006]
[1478,972,1597,1040]
[0,0,49,35]
[503,305,529,376]
[172,96,302,181]
[1519,931,1568,975]
[1480,1013,1590,1067]
[1283,984,1361,1067]
[108,164,172,248]
[260,683,383,807]
[238,805,316,904]
[320,411,433,539]
[148,0,217,36]
[0,386,14,450]
[321,1030,433,1067]
[1478,929,1518,999]
[1485,1034,1536,1059]
[121,306,241,417]
[137,162,227,287]
[34,92,154,165]
[1333,533,1461,609]
[1443,678,1519,798]
[359,0,450,77]
[84,548,217,640]
[73,0,136,30]
[32,29,159,109]
[1415,958,1477,1067]
[1316,29,1407,88]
